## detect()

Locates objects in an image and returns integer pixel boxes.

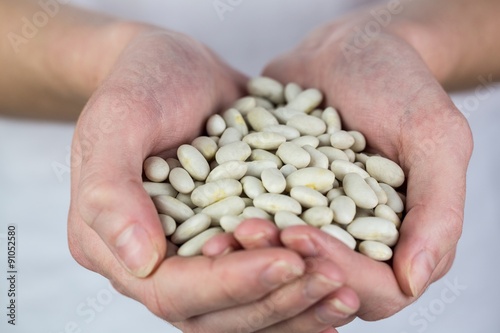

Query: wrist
[333,2,461,88]
[46,19,155,103]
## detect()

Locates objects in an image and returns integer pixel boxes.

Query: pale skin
[1,0,499,332]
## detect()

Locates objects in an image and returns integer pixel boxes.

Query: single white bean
[317,147,349,164]
[232,96,257,115]
[241,206,272,220]
[247,107,279,131]
[152,195,194,223]
[255,97,275,110]
[240,176,267,199]
[301,206,334,227]
[218,127,243,147]
[169,167,195,194]
[330,195,356,225]
[317,133,332,147]
[365,177,388,205]
[280,164,298,178]
[177,227,224,257]
[250,149,283,168]
[191,179,242,208]
[286,167,336,193]
[206,114,226,136]
[191,136,218,161]
[176,192,196,209]
[245,160,278,178]
[223,108,248,135]
[201,196,246,225]
[326,188,345,201]
[144,156,170,182]
[343,149,356,163]
[348,131,366,152]
[209,136,220,145]
[243,132,286,150]
[206,160,248,183]
[287,88,323,113]
[247,77,285,104]
[290,186,328,208]
[143,182,178,197]
[358,240,393,261]
[322,107,341,131]
[355,153,370,164]
[215,141,252,164]
[310,109,323,118]
[261,168,287,194]
[284,82,302,103]
[177,144,210,181]
[330,160,370,180]
[276,142,311,169]
[242,197,253,207]
[343,173,379,209]
[379,183,405,213]
[159,214,176,236]
[303,145,329,169]
[291,135,320,148]
[287,114,327,136]
[354,161,366,170]
[254,193,302,215]
[272,106,303,124]
[263,124,301,140]
[347,217,399,246]
[374,204,401,229]
[366,156,405,188]
[330,130,355,150]
[171,213,211,245]
[220,215,245,232]
[274,211,307,229]
[320,224,356,250]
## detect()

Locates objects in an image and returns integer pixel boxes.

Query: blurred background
[1,1,499,332]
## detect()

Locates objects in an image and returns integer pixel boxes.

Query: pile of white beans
[142,77,405,261]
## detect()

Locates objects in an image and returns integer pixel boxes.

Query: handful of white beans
[143,77,406,261]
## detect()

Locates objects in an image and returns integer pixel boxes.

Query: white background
[1,1,499,332]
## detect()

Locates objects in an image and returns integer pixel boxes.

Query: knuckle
[145,278,188,323]
[77,179,120,228]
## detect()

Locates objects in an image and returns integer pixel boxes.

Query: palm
[259,29,473,319]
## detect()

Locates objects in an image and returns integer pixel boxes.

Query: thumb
[72,119,167,278]
[394,111,473,296]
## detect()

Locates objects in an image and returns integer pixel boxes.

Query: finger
[72,114,167,278]
[234,219,281,249]
[281,226,412,320]
[257,287,358,333]
[184,257,348,332]
[147,248,305,323]
[394,107,473,296]
[202,233,242,257]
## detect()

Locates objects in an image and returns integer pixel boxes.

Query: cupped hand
[208,20,473,320]
[67,26,358,332]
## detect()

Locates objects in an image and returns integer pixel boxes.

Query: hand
[207,19,473,320]
[67,25,359,332]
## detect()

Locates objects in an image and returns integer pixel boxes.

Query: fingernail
[220,246,234,256]
[115,224,159,278]
[409,250,436,297]
[282,234,316,255]
[305,274,342,299]
[260,260,304,288]
[315,298,357,323]
[237,231,266,242]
